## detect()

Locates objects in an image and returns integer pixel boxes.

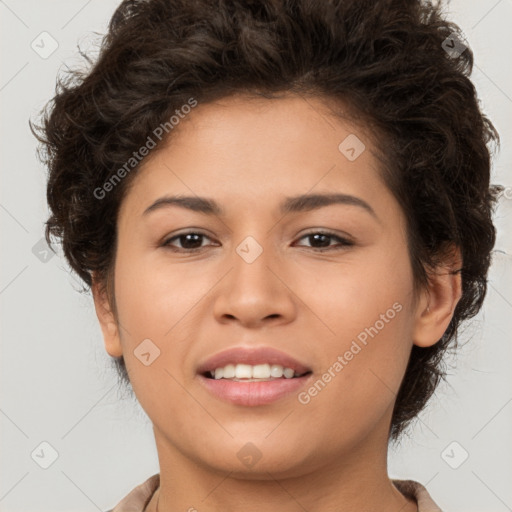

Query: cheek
[294,311,414,452]
[293,247,416,432]
[297,241,415,349]
[111,249,228,404]
[114,250,212,339]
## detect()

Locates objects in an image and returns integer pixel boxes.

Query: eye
[294,230,354,251]
[161,231,215,251]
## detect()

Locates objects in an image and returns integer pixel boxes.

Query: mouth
[201,363,312,381]
[196,347,313,406]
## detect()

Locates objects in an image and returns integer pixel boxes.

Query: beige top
[106,474,442,511]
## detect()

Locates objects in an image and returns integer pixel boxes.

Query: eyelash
[161,230,354,253]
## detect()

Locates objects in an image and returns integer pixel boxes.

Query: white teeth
[223,364,236,379]
[209,363,301,380]
[252,364,271,379]
[283,367,295,379]
[235,364,252,379]
[270,364,284,378]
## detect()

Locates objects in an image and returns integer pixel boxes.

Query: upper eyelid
[162,230,214,243]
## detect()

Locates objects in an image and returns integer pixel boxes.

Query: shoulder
[106,473,160,512]
[393,479,443,512]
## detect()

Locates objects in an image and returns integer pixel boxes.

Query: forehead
[163,93,373,165]
[119,93,390,220]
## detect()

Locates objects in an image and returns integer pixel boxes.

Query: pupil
[311,234,330,247]
[181,233,202,248]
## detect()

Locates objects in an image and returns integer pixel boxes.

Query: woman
[33,0,502,510]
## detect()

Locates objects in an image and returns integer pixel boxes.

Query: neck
[146,427,417,512]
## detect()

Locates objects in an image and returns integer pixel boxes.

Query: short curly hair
[32,0,502,439]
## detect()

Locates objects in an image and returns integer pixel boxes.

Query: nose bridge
[213,233,295,326]
[231,233,280,301]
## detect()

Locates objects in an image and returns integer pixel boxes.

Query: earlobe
[91,273,123,358]
[412,246,463,348]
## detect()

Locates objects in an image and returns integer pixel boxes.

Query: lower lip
[197,374,313,406]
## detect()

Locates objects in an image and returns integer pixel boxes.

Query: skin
[92,94,461,512]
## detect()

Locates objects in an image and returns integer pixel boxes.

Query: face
[97,94,429,478]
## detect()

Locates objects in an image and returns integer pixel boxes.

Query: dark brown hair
[32,0,502,439]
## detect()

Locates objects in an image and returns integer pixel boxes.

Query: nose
[212,239,297,329]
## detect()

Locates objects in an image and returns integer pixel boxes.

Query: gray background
[1,1,511,511]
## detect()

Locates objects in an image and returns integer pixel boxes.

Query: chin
[190,436,319,479]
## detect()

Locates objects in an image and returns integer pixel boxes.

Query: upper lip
[196,346,312,375]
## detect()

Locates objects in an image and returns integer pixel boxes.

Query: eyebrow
[143,193,377,219]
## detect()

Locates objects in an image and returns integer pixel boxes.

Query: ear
[91,272,123,357]
[413,245,463,348]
